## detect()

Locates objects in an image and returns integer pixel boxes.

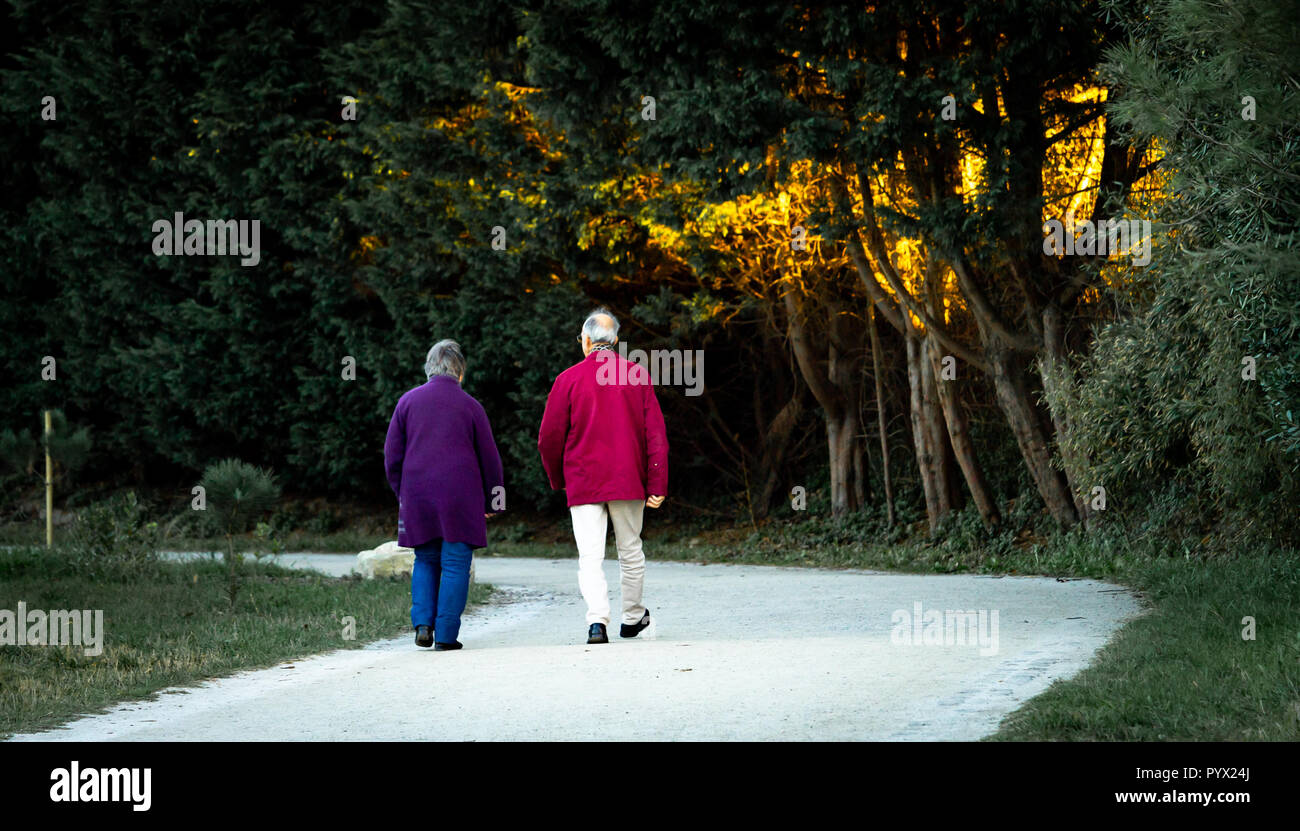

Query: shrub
[198,459,281,608]
[62,492,161,581]
[1061,0,1300,541]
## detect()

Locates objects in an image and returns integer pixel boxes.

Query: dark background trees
[1,0,1294,547]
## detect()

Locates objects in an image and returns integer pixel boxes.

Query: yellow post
[44,410,53,548]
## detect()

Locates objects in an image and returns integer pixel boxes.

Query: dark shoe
[434,641,463,651]
[415,625,433,648]
[620,609,651,639]
[587,623,608,644]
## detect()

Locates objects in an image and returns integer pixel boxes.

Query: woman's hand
[646,495,665,509]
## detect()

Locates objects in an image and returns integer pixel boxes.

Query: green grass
[0,546,491,738]
[0,521,390,555]
[993,555,1300,740]
[161,529,392,555]
[493,519,1300,741]
[0,523,42,546]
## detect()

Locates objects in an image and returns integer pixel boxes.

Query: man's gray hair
[582,308,619,345]
[424,339,466,380]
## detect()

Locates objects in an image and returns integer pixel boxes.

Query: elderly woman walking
[384,340,504,650]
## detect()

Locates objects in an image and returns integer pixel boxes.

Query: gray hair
[582,308,619,345]
[424,339,466,380]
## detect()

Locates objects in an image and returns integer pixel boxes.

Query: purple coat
[384,375,504,549]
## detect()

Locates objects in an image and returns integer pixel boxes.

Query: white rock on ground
[353,540,475,583]
[353,540,414,579]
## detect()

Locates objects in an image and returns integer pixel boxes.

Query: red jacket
[538,349,669,506]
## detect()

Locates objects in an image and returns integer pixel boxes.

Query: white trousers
[570,500,646,626]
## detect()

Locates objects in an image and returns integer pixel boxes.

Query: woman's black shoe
[587,623,608,644]
[434,641,463,651]
[415,625,434,648]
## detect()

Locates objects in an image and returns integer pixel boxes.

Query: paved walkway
[9,555,1140,741]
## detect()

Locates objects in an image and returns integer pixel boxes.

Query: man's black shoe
[620,609,651,639]
[587,623,608,644]
[415,625,433,648]
[434,641,463,651]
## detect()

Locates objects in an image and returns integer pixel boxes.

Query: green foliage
[63,492,161,581]
[0,0,611,510]
[2,0,1294,544]
[0,429,37,477]
[43,411,93,474]
[1054,0,1300,538]
[750,496,926,549]
[489,521,534,544]
[198,458,280,607]
[251,521,286,563]
[199,459,281,538]
[0,410,92,479]
[1,410,94,518]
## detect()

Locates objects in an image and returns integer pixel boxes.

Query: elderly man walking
[385,340,504,651]
[538,308,669,644]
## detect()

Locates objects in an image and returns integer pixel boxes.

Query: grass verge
[992,555,1300,740]
[0,546,491,738]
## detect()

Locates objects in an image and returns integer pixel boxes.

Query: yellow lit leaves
[683,293,727,324]
[1042,84,1108,224]
[675,160,839,299]
[958,151,985,198]
[349,234,385,266]
[496,81,541,102]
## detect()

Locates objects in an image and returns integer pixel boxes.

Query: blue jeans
[411,539,473,643]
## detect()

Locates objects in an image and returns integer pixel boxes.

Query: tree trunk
[829,303,868,514]
[907,332,950,532]
[826,409,858,516]
[927,336,1001,528]
[852,435,866,509]
[868,306,895,526]
[783,290,864,517]
[753,390,804,519]
[1040,303,1093,526]
[921,334,953,520]
[988,346,1079,527]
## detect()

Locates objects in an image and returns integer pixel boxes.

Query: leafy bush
[200,459,281,536]
[490,521,534,544]
[62,492,161,581]
[198,459,281,608]
[251,521,286,563]
[1057,0,1300,542]
[0,410,93,515]
[748,496,924,550]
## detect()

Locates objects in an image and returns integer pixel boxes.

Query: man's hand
[646,495,665,509]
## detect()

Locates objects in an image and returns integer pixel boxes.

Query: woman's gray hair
[582,307,619,345]
[424,339,466,380]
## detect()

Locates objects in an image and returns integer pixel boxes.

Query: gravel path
[8,555,1141,741]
